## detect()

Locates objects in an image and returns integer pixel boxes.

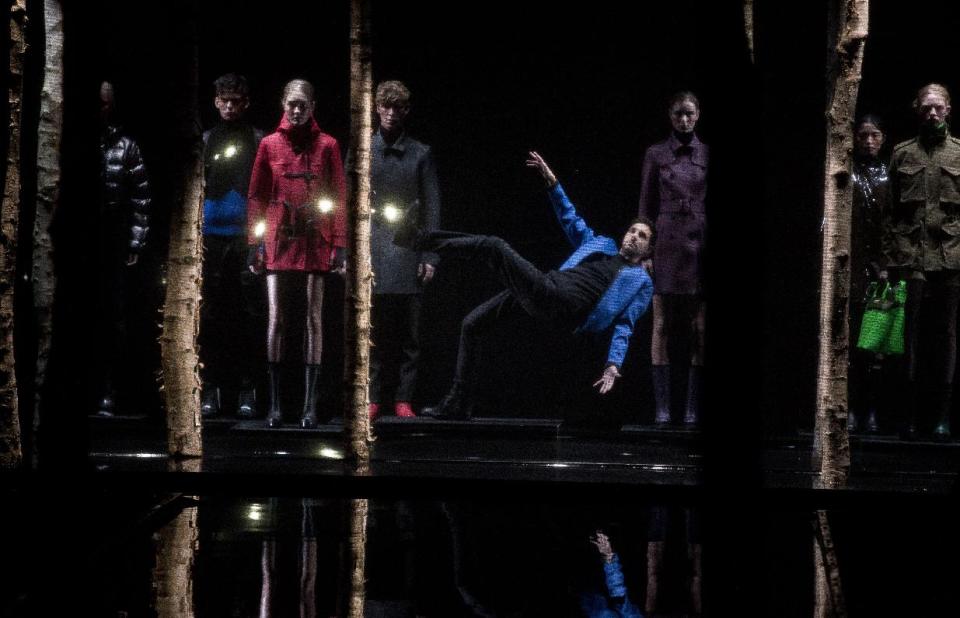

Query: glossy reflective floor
[85,415,960,493]
[5,494,960,616]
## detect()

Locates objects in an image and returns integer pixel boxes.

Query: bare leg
[684,299,706,425]
[645,540,664,615]
[304,273,325,365]
[259,539,276,618]
[301,274,325,427]
[651,294,669,365]
[651,295,671,424]
[300,500,317,618]
[266,273,286,364]
[690,299,706,367]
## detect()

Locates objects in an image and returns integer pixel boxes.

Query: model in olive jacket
[883,83,960,440]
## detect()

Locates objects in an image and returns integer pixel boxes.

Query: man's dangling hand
[593,364,621,395]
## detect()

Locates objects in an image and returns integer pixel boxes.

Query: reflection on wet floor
[6,493,960,616]
[49,497,712,617]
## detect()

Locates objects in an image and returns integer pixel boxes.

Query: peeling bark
[344,0,373,464]
[815,0,868,490]
[0,0,28,469]
[31,0,63,468]
[160,1,203,458]
[152,503,198,618]
[813,510,847,618]
[339,498,368,618]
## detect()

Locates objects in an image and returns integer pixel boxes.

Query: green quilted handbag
[856,280,906,355]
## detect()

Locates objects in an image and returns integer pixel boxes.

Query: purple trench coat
[637,133,709,295]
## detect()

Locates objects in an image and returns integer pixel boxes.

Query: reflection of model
[638,92,708,427]
[408,152,654,420]
[247,79,347,428]
[200,73,265,419]
[580,530,644,617]
[885,83,960,441]
[363,81,441,421]
[848,115,889,434]
[95,81,151,416]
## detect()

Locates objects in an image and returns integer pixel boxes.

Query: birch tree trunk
[31,0,63,468]
[160,0,203,458]
[344,0,373,464]
[152,503,199,618]
[339,498,369,618]
[813,510,846,618]
[0,0,27,469]
[338,5,373,616]
[815,0,868,490]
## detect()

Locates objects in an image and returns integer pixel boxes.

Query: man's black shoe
[422,387,475,420]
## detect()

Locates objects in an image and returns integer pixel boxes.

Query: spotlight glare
[254,221,266,238]
[319,447,344,460]
[224,145,238,158]
[317,198,334,214]
[383,204,401,222]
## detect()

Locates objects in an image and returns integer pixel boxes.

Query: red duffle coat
[247,114,346,271]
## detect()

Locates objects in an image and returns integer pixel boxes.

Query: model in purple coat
[637,92,708,426]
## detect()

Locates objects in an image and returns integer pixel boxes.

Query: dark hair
[855,114,885,134]
[213,73,249,97]
[376,80,411,108]
[629,215,656,244]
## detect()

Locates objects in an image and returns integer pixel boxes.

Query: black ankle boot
[301,364,321,429]
[683,366,702,426]
[237,388,258,419]
[652,365,671,425]
[900,380,918,441]
[266,363,282,428]
[96,392,116,418]
[422,382,474,420]
[933,383,953,441]
[201,386,221,418]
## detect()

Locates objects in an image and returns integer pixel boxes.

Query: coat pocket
[888,221,921,265]
[940,165,960,204]
[897,164,925,202]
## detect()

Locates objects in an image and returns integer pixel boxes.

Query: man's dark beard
[920,120,949,147]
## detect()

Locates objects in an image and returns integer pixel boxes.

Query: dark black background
[5,1,960,615]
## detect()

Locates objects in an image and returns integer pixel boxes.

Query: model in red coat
[247,79,347,429]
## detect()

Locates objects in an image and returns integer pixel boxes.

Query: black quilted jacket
[101,124,151,254]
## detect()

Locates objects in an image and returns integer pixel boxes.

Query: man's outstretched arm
[594,275,654,394]
[526,150,596,249]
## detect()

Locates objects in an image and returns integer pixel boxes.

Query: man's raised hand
[593,364,621,395]
[525,150,558,187]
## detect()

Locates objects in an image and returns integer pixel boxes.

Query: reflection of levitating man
[580,530,644,618]
[199,73,265,419]
[95,81,151,416]
[361,81,441,422]
[398,152,654,419]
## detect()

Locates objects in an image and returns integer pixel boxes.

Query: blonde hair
[913,83,951,110]
[281,79,315,105]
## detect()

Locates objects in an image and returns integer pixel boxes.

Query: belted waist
[660,198,705,213]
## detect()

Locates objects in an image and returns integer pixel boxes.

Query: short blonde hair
[281,79,315,105]
[913,83,951,110]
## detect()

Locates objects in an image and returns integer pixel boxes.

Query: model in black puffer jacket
[100,123,151,255]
